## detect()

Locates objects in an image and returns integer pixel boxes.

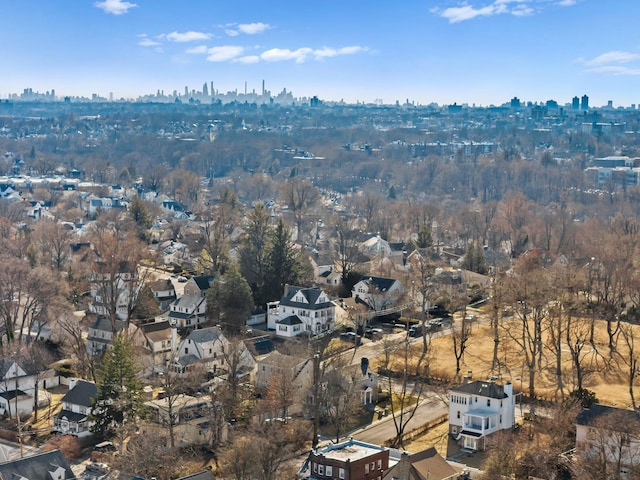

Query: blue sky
[2,0,639,106]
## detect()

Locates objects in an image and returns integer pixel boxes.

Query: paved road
[351,397,448,445]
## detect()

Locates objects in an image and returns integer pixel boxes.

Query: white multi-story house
[575,404,640,478]
[53,379,97,437]
[266,286,335,338]
[166,275,213,329]
[0,358,59,418]
[351,276,404,312]
[448,379,515,451]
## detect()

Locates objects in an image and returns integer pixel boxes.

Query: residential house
[0,358,59,418]
[382,447,457,480]
[147,278,177,311]
[0,449,74,480]
[128,320,176,371]
[316,265,342,287]
[360,234,392,258]
[299,438,389,480]
[170,326,230,375]
[254,351,313,392]
[142,394,227,448]
[86,316,125,356]
[53,379,97,437]
[448,379,515,451]
[266,285,335,338]
[575,403,640,478]
[166,275,214,329]
[352,276,404,312]
[88,260,139,321]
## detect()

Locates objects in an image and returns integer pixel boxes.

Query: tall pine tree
[90,333,143,439]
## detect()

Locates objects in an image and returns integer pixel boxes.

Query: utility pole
[312,353,320,448]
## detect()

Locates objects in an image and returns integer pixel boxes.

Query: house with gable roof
[166,275,214,329]
[0,449,74,480]
[170,326,255,377]
[53,378,97,437]
[352,276,404,312]
[266,285,335,338]
[0,358,58,418]
[448,378,516,451]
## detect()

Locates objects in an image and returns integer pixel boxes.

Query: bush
[42,434,83,460]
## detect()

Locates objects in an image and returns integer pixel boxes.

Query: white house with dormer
[448,379,515,451]
[352,276,404,312]
[266,285,335,338]
[53,379,97,437]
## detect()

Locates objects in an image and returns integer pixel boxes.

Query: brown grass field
[400,311,639,409]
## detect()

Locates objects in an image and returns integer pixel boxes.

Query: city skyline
[2,0,640,107]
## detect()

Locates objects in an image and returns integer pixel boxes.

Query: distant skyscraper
[572,96,579,109]
[184,86,189,97]
[581,94,589,110]
[510,97,521,108]
[211,81,214,96]
[607,100,613,108]
[262,79,265,96]
[203,82,208,97]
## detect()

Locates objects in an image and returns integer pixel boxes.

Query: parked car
[86,462,109,474]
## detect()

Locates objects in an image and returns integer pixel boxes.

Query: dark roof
[141,320,172,334]
[53,409,88,423]
[359,276,398,292]
[0,449,74,480]
[0,389,28,401]
[576,404,640,426]
[276,315,303,326]
[186,326,223,343]
[148,278,174,291]
[61,380,97,407]
[244,336,275,356]
[176,471,215,480]
[460,430,483,437]
[193,275,215,291]
[450,380,509,399]
[89,316,117,332]
[279,286,332,310]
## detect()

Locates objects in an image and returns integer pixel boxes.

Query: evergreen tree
[206,269,254,334]
[264,219,298,302]
[461,242,488,275]
[239,203,271,306]
[90,333,143,439]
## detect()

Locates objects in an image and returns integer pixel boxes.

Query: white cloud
[583,51,640,66]
[206,46,244,62]
[225,29,240,37]
[260,47,312,62]
[436,0,578,23]
[586,65,640,76]
[94,0,137,15]
[165,31,211,43]
[186,45,208,54]
[237,22,271,35]
[139,38,161,47]
[236,55,260,64]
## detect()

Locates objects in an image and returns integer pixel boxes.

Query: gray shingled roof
[60,380,97,408]
[450,380,509,399]
[576,404,640,426]
[277,315,303,325]
[186,326,222,343]
[359,276,398,292]
[0,449,74,480]
[279,286,332,310]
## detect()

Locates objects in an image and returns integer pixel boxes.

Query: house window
[452,426,458,434]
[377,459,381,469]
[318,465,324,475]
[371,462,375,471]
[365,463,369,474]
[313,463,317,473]
[326,466,332,476]
[457,411,460,419]
[487,399,491,407]
[339,468,345,479]
[185,348,188,354]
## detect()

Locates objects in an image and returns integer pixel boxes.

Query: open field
[384,311,640,409]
